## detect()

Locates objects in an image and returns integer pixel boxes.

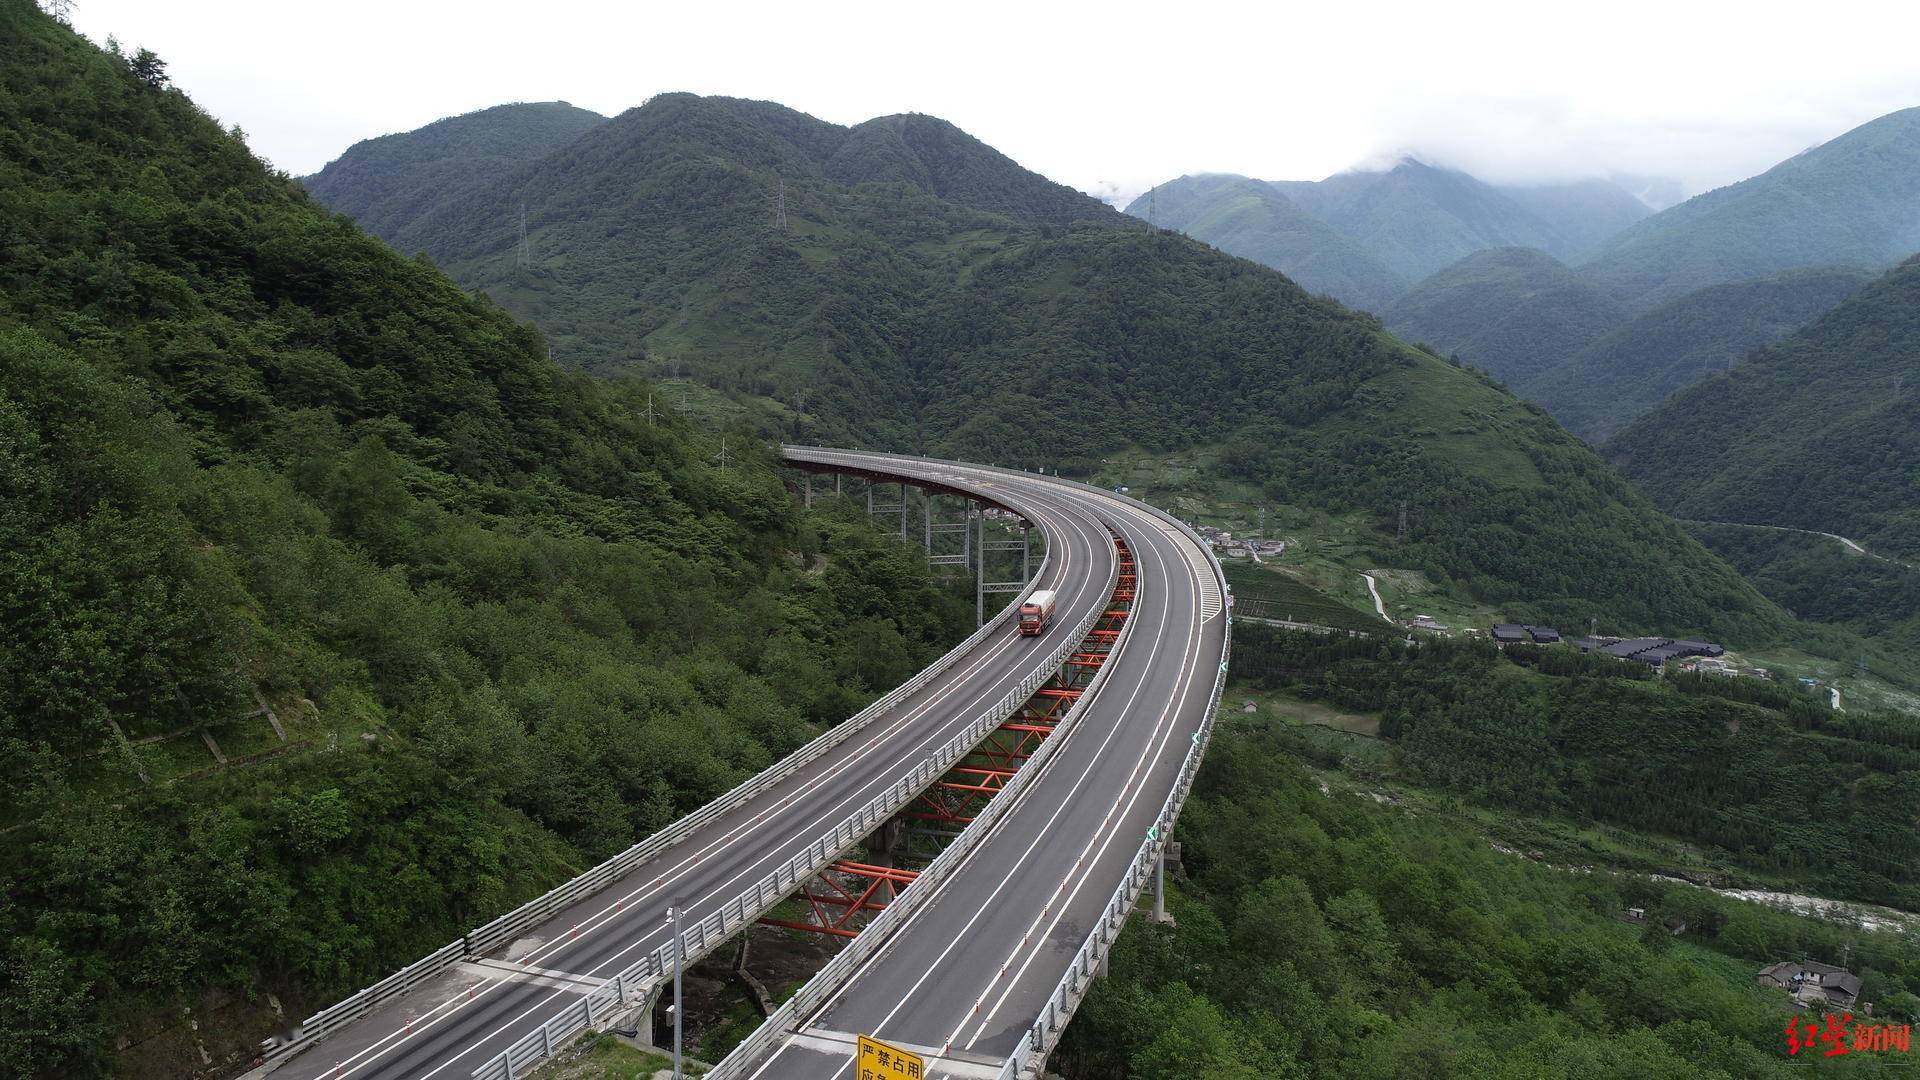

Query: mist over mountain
[1130,173,1407,309]
[306,93,1782,639]
[1528,266,1874,442]
[1126,159,1653,308]
[1579,107,1920,309]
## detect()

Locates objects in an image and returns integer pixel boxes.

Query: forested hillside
[1579,106,1920,309]
[0,7,969,1074]
[1056,639,1920,1076]
[1609,256,1920,563]
[1528,267,1872,441]
[308,94,1787,642]
[1131,173,1406,309]
[299,100,606,240]
[1380,247,1628,387]
[1232,627,1920,908]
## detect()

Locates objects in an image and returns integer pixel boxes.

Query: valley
[4,1,1918,1078]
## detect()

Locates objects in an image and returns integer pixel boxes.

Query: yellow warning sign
[857,1033,925,1080]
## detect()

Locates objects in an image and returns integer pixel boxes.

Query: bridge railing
[996,624,1229,1079]
[991,485,1230,1080]
[266,455,1048,1071]
[700,525,1139,1080]
[465,473,1110,1080]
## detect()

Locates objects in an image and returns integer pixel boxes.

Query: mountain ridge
[1608,254,1920,561]
[1578,106,1920,308]
[305,92,1788,642]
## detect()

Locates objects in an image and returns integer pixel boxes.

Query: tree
[129,47,167,88]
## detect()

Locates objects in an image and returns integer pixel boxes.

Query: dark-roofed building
[1492,624,1528,644]
[1528,626,1561,643]
[1584,636,1727,668]
[1758,961,1861,1008]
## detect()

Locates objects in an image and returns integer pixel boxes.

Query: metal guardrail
[466,465,1119,1080]
[781,450,1237,1080]
[264,453,1055,1072]
[703,525,1141,1080]
[996,623,1229,1079]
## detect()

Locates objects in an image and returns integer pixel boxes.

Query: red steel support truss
[759,860,921,939]
[768,533,1138,934]
[909,533,1134,823]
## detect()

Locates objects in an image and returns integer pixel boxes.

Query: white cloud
[68,0,1920,198]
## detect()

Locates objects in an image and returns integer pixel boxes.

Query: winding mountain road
[262,448,1227,1080]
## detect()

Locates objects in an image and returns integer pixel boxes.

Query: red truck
[1018,589,1057,636]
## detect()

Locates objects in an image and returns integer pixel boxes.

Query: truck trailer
[1018,589,1057,636]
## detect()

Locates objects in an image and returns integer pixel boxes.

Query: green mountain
[823,112,1118,226]
[1501,177,1662,258]
[1129,163,1652,308]
[1609,255,1920,564]
[0,7,966,1074]
[1528,266,1873,441]
[1127,173,1407,309]
[1266,159,1647,281]
[309,94,1786,642]
[1580,107,1920,309]
[300,100,606,240]
[1380,247,1629,387]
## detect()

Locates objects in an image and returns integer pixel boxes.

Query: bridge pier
[977,513,1033,626]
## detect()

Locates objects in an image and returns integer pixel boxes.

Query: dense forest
[0,6,969,1074]
[1528,267,1873,442]
[298,100,607,241]
[305,92,1791,643]
[1380,247,1628,387]
[1228,626,1920,910]
[1055,716,1920,1078]
[1609,256,1920,563]
[1689,525,1920,655]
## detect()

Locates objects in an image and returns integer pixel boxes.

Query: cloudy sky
[70,0,1920,206]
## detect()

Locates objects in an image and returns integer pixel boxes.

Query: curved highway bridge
[260,448,1230,1080]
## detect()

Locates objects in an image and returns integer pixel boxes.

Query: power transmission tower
[1397,502,1409,541]
[517,203,530,269]
[773,176,788,231]
[714,439,732,473]
[642,393,658,428]
[42,0,75,22]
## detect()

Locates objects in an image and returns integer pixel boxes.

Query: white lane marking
[388,486,1115,1080]
[962,528,1207,1045]
[752,507,1183,1080]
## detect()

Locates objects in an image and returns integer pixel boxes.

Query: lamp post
[669,906,683,1079]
